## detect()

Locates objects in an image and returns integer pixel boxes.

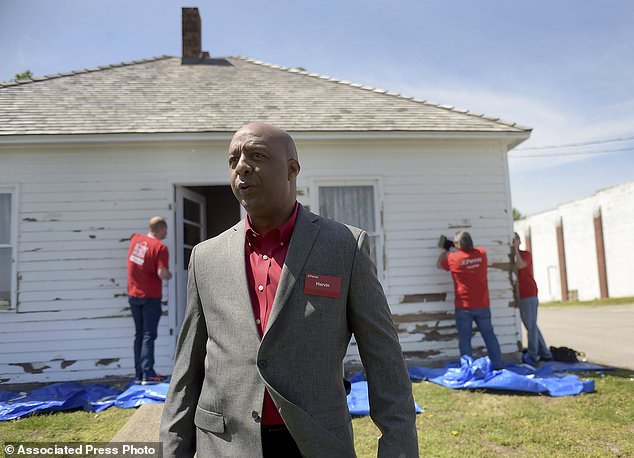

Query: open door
[175,187,207,333]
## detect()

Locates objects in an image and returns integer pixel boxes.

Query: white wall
[0,136,521,383]
[599,183,634,298]
[560,201,600,300]
[0,140,236,383]
[515,181,634,302]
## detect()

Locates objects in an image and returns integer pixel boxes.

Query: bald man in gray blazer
[160,123,418,457]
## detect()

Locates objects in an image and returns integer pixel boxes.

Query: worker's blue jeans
[455,307,504,369]
[519,296,552,362]
[129,296,162,380]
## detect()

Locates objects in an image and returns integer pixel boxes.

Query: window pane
[0,194,10,245]
[184,248,193,270]
[318,186,375,232]
[0,247,11,307]
[319,186,378,268]
[184,198,201,223]
[184,222,201,246]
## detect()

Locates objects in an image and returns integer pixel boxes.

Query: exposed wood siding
[297,139,519,365]
[0,138,520,382]
[0,143,199,383]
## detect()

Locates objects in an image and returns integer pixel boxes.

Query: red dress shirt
[245,202,299,425]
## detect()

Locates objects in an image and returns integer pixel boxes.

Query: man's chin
[238,197,259,212]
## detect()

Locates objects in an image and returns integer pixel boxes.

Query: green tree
[513,208,525,221]
[14,70,33,81]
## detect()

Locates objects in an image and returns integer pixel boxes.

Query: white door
[175,187,207,334]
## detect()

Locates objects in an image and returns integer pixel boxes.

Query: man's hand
[158,267,172,280]
[436,249,449,270]
[438,235,455,251]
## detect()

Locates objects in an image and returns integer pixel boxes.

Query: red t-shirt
[517,250,538,299]
[440,247,490,309]
[245,202,299,425]
[127,233,169,299]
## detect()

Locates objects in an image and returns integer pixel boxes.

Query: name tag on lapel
[304,273,342,299]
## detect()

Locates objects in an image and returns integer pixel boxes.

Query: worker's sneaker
[521,350,540,366]
[141,375,167,385]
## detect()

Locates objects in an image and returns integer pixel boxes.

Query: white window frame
[0,185,19,312]
[309,178,387,291]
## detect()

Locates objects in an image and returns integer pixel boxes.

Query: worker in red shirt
[437,231,504,369]
[514,232,552,365]
[127,216,172,384]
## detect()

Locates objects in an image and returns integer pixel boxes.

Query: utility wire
[515,134,634,151]
[509,146,634,159]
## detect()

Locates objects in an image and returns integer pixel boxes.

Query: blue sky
[1,0,633,215]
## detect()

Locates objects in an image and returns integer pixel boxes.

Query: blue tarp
[0,381,170,420]
[113,382,168,409]
[0,358,611,421]
[347,381,424,416]
[0,391,21,403]
[82,384,123,413]
[407,356,597,396]
[0,382,119,421]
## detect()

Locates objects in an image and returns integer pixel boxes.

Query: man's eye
[228,157,238,166]
[253,152,263,159]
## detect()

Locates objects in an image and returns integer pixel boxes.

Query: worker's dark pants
[129,296,162,380]
[455,307,504,369]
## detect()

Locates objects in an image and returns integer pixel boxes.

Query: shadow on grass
[581,368,634,379]
[461,387,599,397]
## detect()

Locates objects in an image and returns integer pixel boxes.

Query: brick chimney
[181,8,218,65]
[182,7,204,62]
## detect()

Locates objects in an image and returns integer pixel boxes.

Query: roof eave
[0,130,531,146]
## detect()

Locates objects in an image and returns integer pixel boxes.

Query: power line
[509,146,634,159]
[515,134,634,151]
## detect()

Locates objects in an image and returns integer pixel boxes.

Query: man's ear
[288,159,301,180]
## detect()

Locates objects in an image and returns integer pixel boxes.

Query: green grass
[2,371,633,457]
[541,296,634,307]
[0,408,134,442]
[353,370,634,458]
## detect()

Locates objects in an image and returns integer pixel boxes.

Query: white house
[514,180,634,303]
[0,9,531,384]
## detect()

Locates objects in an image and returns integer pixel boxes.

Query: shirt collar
[245,202,300,246]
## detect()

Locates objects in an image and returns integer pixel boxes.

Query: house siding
[0,137,520,383]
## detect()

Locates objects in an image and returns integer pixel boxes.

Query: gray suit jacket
[160,206,418,457]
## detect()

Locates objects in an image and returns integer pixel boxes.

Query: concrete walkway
[537,303,634,370]
[110,403,163,443]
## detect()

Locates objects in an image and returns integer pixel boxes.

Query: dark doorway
[189,185,240,239]
[174,185,240,332]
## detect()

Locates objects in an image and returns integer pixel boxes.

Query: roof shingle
[0,56,530,135]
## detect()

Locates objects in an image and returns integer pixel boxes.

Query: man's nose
[235,154,252,175]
